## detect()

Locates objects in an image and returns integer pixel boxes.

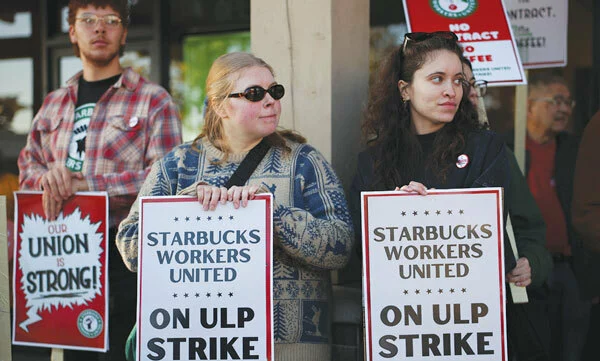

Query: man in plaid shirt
[18,0,181,359]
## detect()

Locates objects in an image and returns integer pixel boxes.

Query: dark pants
[547,260,591,361]
[65,228,137,361]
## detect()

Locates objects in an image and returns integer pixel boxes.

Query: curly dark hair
[362,35,482,188]
[68,0,129,57]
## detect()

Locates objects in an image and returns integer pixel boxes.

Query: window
[0,11,32,39]
[170,31,250,141]
[0,58,33,134]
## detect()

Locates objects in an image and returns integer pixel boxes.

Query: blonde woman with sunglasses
[116,52,353,361]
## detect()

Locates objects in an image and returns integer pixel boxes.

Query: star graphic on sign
[447,210,453,215]
[218,216,223,221]
[184,293,189,298]
[424,210,430,216]
[229,292,234,297]
[229,215,234,220]
[196,216,201,221]
[450,288,455,293]
[207,216,212,221]
[403,290,409,295]
[438,289,443,294]
[436,210,441,215]
[174,217,179,222]
[459,209,464,215]
[401,211,406,216]
[217,292,223,297]
[461,288,467,293]
[426,289,432,294]
[173,293,178,298]
[185,216,190,222]
[206,293,211,298]
[195,293,200,298]
[415,289,420,295]
[413,211,418,216]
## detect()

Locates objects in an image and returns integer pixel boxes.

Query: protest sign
[505,0,568,68]
[403,0,526,86]
[137,194,273,361]
[13,191,109,351]
[362,188,506,361]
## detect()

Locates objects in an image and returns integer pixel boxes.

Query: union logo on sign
[430,0,477,18]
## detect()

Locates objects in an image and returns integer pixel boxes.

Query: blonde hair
[194,52,305,157]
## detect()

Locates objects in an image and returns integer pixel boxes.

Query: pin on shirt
[456,154,469,168]
[128,116,139,128]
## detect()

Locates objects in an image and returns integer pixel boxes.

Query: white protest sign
[505,0,568,68]
[138,195,273,361]
[362,188,507,361]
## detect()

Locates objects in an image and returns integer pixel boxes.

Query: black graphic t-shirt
[66,74,120,172]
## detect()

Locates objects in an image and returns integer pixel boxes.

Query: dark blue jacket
[351,130,516,271]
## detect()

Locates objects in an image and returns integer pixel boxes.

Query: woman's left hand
[396,181,428,195]
[506,257,531,287]
[227,185,261,209]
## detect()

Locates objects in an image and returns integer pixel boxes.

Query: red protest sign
[403,0,526,86]
[13,191,109,352]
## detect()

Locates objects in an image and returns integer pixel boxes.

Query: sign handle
[51,348,64,361]
[0,196,12,361]
[514,70,529,172]
[506,215,529,304]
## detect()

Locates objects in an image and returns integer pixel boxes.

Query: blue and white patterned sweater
[116,137,354,361]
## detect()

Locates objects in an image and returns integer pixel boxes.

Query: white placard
[505,0,568,68]
[138,195,273,361]
[362,188,507,361]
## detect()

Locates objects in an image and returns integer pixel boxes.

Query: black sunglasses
[402,31,459,53]
[227,84,285,102]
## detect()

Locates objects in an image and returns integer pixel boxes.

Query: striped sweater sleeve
[272,145,354,270]
[115,157,174,272]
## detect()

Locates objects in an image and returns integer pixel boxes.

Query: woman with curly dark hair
[351,32,552,360]
[357,32,489,191]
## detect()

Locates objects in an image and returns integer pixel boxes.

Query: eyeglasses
[468,79,488,97]
[76,14,123,28]
[227,84,285,102]
[531,96,576,108]
[402,31,458,53]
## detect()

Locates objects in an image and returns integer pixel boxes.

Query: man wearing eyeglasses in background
[515,73,590,361]
[18,0,182,360]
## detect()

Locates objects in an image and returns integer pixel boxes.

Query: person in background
[572,110,600,252]
[18,0,182,359]
[464,59,552,359]
[116,52,354,361]
[506,72,590,361]
[463,59,551,289]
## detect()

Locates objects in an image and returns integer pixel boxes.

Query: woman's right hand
[196,184,228,211]
[395,181,428,195]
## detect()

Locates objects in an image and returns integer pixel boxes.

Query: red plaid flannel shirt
[18,68,182,227]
